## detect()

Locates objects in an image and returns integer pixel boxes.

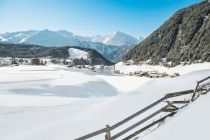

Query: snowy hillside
[0,63,210,140]
[0,36,8,42]
[142,92,210,140]
[0,29,143,61]
[68,48,88,60]
[0,30,39,44]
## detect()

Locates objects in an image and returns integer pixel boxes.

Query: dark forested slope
[122,1,210,66]
[0,43,114,65]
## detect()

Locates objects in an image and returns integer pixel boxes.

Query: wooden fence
[75,76,210,140]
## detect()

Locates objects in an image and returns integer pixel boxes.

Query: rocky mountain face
[0,30,143,62]
[0,43,114,66]
[122,1,210,66]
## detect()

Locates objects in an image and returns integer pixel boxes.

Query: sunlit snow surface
[68,48,89,60]
[0,36,8,42]
[0,64,210,140]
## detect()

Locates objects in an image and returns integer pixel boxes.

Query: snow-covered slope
[0,36,8,42]
[0,64,210,140]
[0,30,39,44]
[142,90,210,140]
[68,48,88,60]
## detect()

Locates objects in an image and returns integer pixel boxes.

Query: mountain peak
[112,31,124,36]
[112,31,134,38]
[102,31,140,46]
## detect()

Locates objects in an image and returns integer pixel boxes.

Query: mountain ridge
[122,1,210,66]
[0,29,142,47]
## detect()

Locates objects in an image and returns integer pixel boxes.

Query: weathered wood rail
[122,111,176,140]
[75,75,210,140]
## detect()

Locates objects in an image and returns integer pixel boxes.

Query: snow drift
[0,64,210,140]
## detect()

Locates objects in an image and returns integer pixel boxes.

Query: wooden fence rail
[111,105,170,140]
[165,90,194,98]
[75,75,210,140]
[110,97,166,130]
[122,111,176,140]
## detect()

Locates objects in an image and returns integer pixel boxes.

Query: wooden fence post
[191,81,199,102]
[105,125,111,140]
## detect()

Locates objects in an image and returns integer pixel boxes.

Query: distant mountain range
[122,1,210,66]
[0,30,143,62]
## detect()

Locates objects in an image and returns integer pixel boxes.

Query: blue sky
[0,0,201,37]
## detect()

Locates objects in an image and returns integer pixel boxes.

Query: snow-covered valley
[0,64,210,140]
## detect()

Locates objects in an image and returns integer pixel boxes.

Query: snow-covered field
[0,63,210,140]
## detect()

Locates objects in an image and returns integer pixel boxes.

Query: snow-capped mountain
[92,31,143,46]
[0,29,143,61]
